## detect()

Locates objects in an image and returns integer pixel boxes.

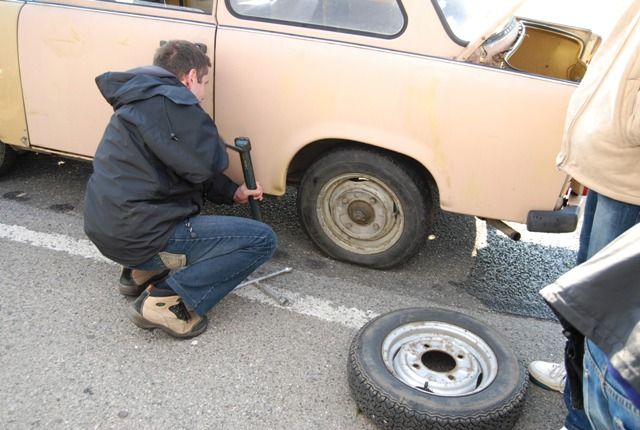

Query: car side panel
[18,1,216,158]
[214,27,575,224]
[0,0,29,148]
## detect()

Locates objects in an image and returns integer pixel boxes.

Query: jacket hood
[95,65,199,109]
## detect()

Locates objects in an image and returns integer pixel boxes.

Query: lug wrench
[227,137,291,306]
[235,267,292,306]
[236,266,292,288]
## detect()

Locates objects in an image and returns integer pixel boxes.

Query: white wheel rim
[382,321,498,396]
[316,173,404,255]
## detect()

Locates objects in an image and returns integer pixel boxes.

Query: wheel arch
[286,138,440,205]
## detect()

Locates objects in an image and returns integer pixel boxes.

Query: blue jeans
[583,340,640,430]
[132,215,277,316]
[577,191,640,264]
[564,191,640,430]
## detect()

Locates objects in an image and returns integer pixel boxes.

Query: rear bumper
[526,205,579,233]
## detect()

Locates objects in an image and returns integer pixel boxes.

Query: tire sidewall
[350,307,525,417]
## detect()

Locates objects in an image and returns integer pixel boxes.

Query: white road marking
[233,285,376,329]
[0,223,375,329]
[0,224,111,263]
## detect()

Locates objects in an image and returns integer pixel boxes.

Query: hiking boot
[119,267,170,297]
[128,287,208,339]
[528,361,566,393]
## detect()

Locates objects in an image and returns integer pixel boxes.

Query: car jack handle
[225,137,262,221]
[226,137,291,306]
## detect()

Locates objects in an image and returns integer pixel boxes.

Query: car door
[18,0,218,158]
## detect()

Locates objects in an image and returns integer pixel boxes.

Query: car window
[433,0,520,45]
[228,0,405,37]
[100,0,213,14]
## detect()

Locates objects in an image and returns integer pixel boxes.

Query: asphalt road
[1,153,578,429]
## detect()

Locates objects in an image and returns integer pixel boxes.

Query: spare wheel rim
[381,321,498,397]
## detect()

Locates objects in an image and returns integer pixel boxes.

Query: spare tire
[348,307,528,429]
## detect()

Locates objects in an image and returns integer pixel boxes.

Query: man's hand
[233,182,264,204]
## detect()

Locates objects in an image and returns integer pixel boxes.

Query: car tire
[297,147,432,269]
[0,143,18,176]
[348,307,528,430]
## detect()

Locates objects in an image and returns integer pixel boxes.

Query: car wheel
[348,307,528,430]
[0,142,18,176]
[297,147,432,269]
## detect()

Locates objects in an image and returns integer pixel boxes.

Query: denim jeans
[564,191,640,430]
[566,361,594,430]
[131,215,277,316]
[577,191,640,265]
[583,340,640,430]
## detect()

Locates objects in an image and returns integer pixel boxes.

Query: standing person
[539,224,640,430]
[528,3,640,429]
[84,40,277,339]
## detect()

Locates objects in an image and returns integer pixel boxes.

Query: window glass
[434,0,519,43]
[229,0,405,36]
[108,0,213,14]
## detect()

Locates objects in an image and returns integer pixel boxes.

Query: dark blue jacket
[84,66,237,266]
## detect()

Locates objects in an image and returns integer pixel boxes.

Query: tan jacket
[557,2,640,205]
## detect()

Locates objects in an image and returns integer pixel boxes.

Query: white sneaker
[528,361,566,393]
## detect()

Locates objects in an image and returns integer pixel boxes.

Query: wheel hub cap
[348,200,374,225]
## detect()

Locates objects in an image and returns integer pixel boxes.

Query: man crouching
[84,40,277,339]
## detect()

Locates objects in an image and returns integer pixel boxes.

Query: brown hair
[153,40,211,82]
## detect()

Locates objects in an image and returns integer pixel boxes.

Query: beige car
[1,0,599,268]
